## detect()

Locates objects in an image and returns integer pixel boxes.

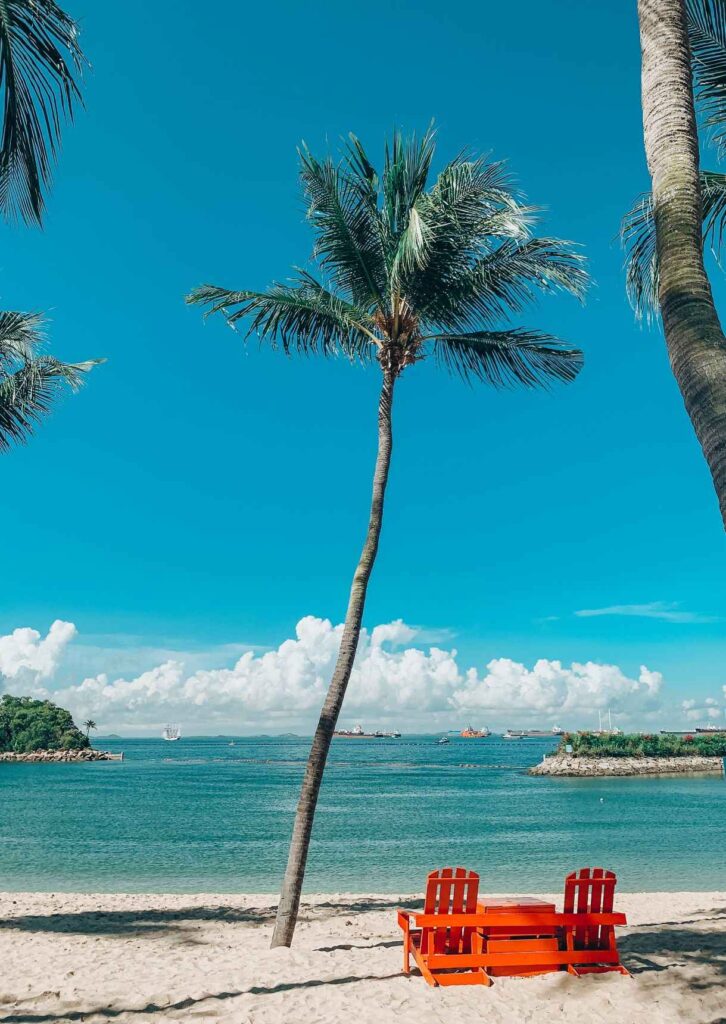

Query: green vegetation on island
[559,731,726,759]
[0,696,90,754]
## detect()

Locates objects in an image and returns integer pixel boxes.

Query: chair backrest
[564,867,617,950]
[421,866,479,955]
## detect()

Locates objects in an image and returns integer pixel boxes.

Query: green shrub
[559,731,726,758]
[0,695,89,754]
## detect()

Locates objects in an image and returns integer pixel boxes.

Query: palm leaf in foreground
[687,0,726,159]
[622,170,726,320]
[187,130,587,948]
[0,0,87,225]
[0,310,102,451]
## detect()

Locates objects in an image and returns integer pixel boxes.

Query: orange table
[475,897,559,976]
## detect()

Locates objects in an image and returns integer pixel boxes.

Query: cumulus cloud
[0,620,76,683]
[682,697,723,722]
[0,615,674,732]
[452,659,662,717]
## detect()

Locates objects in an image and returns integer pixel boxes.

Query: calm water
[0,736,724,892]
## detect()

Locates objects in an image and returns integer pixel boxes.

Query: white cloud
[575,601,718,624]
[682,697,724,722]
[0,615,674,733]
[452,659,662,717]
[0,620,76,683]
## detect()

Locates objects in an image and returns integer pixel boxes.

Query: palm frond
[621,170,726,320]
[687,0,726,158]
[299,145,386,308]
[0,0,88,226]
[186,274,377,360]
[0,309,45,364]
[431,329,584,388]
[419,237,587,333]
[0,349,100,452]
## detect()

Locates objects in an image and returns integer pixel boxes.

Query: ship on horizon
[504,726,565,739]
[162,724,181,741]
[333,724,401,738]
[460,724,491,738]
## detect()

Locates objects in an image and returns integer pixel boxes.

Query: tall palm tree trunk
[639,0,726,529]
[271,367,396,948]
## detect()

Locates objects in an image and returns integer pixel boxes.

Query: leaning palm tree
[0,1,99,444]
[187,129,587,947]
[623,0,726,528]
[83,718,96,740]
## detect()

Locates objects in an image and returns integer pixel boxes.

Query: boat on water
[460,724,491,738]
[696,725,726,733]
[333,724,401,738]
[437,736,450,745]
[504,726,565,738]
[162,724,181,741]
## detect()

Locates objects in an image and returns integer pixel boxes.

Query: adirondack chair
[397,867,489,986]
[561,867,629,975]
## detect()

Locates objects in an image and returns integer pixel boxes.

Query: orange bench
[397,866,629,986]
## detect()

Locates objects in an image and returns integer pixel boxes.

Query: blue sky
[0,0,724,732]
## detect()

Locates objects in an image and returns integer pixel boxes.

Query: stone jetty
[529,753,724,777]
[0,748,122,763]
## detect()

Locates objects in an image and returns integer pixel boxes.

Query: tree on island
[83,719,97,739]
[0,695,89,754]
[188,128,587,946]
[0,1,101,453]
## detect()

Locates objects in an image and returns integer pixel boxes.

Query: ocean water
[0,735,724,893]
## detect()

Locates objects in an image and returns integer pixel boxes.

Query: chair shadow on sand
[619,906,726,992]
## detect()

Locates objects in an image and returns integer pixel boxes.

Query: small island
[530,731,726,777]
[0,695,121,763]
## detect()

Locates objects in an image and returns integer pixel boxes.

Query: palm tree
[83,718,96,740]
[0,312,98,451]
[0,1,100,448]
[187,129,587,947]
[0,0,87,225]
[623,0,726,528]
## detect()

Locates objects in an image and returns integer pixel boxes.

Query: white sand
[1,890,725,1024]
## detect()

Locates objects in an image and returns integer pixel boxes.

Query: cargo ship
[333,724,401,738]
[504,726,565,738]
[460,725,491,738]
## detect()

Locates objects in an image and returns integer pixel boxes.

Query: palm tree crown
[0,0,87,226]
[0,311,99,452]
[188,129,586,388]
[623,0,726,319]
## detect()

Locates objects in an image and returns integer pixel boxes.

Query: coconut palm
[0,0,87,226]
[83,718,96,740]
[0,312,98,451]
[187,128,587,947]
[623,0,726,528]
[0,1,99,447]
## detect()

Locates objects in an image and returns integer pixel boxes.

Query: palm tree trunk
[639,0,726,529]
[270,367,396,948]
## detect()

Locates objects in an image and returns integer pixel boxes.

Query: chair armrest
[397,909,413,934]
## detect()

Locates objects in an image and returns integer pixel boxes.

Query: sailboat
[162,724,181,741]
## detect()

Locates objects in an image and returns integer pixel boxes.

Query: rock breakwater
[0,748,122,763]
[529,754,724,777]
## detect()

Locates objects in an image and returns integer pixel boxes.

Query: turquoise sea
[0,736,724,893]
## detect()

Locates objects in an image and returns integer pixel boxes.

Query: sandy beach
[0,891,724,1024]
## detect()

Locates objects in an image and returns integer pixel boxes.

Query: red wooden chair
[561,867,630,975]
[397,867,489,986]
